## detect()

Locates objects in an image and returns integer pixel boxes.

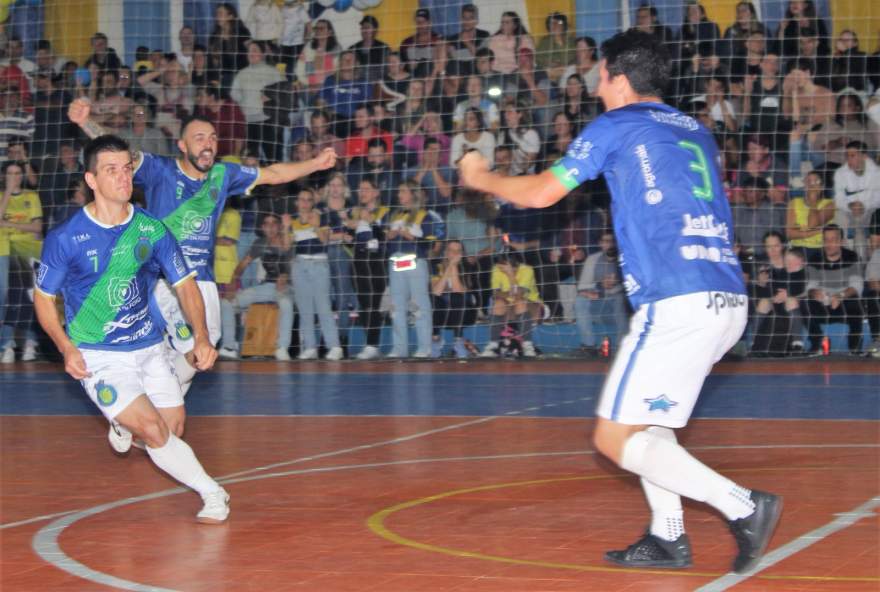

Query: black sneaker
[728,490,783,574]
[605,531,692,568]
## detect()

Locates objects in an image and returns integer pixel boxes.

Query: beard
[186,148,215,173]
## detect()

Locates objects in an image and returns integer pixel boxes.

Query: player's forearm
[175,277,210,342]
[466,169,566,209]
[79,117,108,139]
[257,159,319,186]
[34,292,76,357]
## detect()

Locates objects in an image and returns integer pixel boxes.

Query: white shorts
[153,279,221,352]
[80,342,184,420]
[595,291,747,428]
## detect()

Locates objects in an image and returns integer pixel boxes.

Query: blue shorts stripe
[611,302,655,421]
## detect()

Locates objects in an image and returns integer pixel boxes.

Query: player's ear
[84,170,98,192]
[177,137,187,155]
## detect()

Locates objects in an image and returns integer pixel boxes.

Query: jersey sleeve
[153,229,196,286]
[35,229,70,297]
[132,151,160,186]
[549,114,618,191]
[225,163,260,196]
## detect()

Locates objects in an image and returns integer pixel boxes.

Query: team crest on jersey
[95,380,118,406]
[175,321,193,341]
[107,277,140,309]
[181,211,213,239]
[133,237,153,264]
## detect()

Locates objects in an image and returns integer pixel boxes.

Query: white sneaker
[480,342,499,358]
[356,345,379,360]
[274,347,291,361]
[298,348,318,360]
[21,340,37,362]
[1,346,14,364]
[412,350,431,359]
[218,347,239,360]
[523,341,537,358]
[325,346,344,361]
[108,422,133,453]
[197,488,230,524]
[385,350,404,359]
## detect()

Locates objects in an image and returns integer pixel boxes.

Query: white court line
[4,441,878,531]
[28,444,880,592]
[695,495,880,592]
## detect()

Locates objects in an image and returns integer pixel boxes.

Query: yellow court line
[367,471,880,583]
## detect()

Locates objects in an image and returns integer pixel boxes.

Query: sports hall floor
[1,357,878,591]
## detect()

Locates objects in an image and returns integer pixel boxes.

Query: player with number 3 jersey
[459,29,781,575]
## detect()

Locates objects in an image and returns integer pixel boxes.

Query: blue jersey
[550,102,745,307]
[36,206,195,351]
[133,153,259,282]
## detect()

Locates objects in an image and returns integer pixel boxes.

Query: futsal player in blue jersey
[68,98,337,450]
[34,136,230,523]
[460,29,782,574]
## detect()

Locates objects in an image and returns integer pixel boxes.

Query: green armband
[549,162,581,191]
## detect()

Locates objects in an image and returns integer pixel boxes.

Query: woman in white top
[496,99,541,175]
[450,108,496,168]
[558,37,600,96]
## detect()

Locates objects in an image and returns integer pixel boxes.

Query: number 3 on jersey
[678,140,714,202]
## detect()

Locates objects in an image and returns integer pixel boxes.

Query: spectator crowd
[1,0,879,362]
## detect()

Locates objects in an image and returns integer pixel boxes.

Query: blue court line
[1,371,877,420]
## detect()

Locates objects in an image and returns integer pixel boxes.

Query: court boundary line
[24,443,879,591]
[5,441,878,530]
[695,495,880,591]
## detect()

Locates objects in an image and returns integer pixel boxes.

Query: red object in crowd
[601,336,610,358]
[821,336,830,356]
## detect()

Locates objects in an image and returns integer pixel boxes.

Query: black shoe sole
[733,494,784,574]
[604,552,692,569]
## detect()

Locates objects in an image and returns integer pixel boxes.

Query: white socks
[147,433,221,497]
[622,429,756,522]
[641,427,685,541]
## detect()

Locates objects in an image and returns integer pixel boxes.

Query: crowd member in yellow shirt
[0,161,43,363]
[480,250,542,358]
[214,201,242,300]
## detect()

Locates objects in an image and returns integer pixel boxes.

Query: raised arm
[458,151,569,209]
[68,98,144,167]
[255,148,338,187]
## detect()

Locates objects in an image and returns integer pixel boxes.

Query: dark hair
[463,107,486,132]
[576,36,597,53]
[179,114,216,137]
[835,93,866,127]
[791,56,815,76]
[600,29,671,97]
[424,137,441,149]
[846,140,867,152]
[311,19,339,51]
[36,39,52,52]
[822,223,843,238]
[83,135,130,173]
[762,229,785,244]
[366,137,387,151]
[546,12,568,32]
[475,47,494,61]
[496,11,527,36]
[462,4,478,16]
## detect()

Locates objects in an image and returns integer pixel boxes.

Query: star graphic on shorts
[643,394,678,413]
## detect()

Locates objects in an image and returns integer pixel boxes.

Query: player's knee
[138,418,170,449]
